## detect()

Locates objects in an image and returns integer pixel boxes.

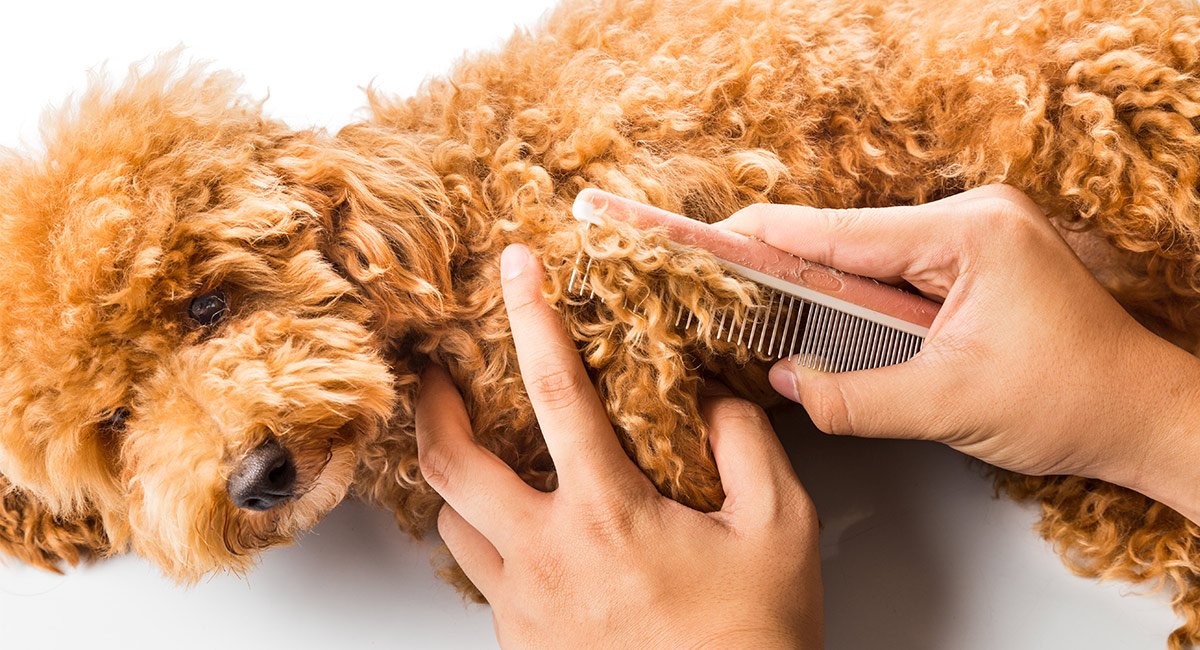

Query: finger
[437,505,503,597]
[416,365,542,549]
[768,353,962,440]
[500,243,650,492]
[716,196,970,295]
[701,393,803,519]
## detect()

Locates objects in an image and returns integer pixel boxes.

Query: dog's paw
[0,484,109,573]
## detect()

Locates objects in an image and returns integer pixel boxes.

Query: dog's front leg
[0,474,109,572]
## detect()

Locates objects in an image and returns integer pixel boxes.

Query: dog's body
[3,0,1200,645]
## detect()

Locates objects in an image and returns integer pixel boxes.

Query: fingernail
[700,378,734,396]
[769,363,800,402]
[501,244,530,280]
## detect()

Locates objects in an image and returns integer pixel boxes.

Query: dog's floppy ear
[0,474,109,572]
[272,126,458,336]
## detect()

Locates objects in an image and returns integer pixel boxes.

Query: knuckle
[805,382,854,436]
[573,488,647,544]
[505,288,545,319]
[730,202,770,222]
[818,207,865,258]
[418,441,458,488]
[528,364,587,410]
[969,187,1042,233]
[726,203,775,238]
[587,502,640,542]
[708,397,772,430]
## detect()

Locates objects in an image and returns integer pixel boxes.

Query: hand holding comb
[567,189,941,372]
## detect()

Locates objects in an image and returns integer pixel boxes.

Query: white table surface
[0,2,1182,648]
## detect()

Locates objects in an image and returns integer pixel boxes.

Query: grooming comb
[567,189,940,372]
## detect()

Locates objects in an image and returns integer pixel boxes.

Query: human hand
[415,244,823,649]
[720,185,1200,522]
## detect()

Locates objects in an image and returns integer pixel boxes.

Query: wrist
[1117,335,1200,523]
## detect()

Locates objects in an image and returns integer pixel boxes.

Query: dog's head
[0,57,453,578]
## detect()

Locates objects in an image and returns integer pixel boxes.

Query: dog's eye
[101,407,130,432]
[189,287,228,326]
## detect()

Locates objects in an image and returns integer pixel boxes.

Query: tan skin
[416,184,1200,646]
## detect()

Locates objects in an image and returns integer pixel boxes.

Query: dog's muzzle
[226,438,297,511]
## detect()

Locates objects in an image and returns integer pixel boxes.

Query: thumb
[769,355,960,440]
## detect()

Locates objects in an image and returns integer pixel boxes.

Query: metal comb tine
[817,311,838,372]
[866,322,882,370]
[876,325,891,370]
[843,317,856,372]
[852,317,868,372]
[795,305,813,367]
[787,300,805,358]
[867,322,881,368]
[685,309,695,331]
[825,314,844,374]
[716,311,727,340]
[767,293,787,357]
[848,317,863,372]
[770,291,785,354]
[859,319,875,371]
[579,256,594,295]
[568,252,583,294]
[864,321,878,371]
[831,312,850,372]
[835,313,853,371]
[839,313,856,372]
[824,312,841,372]
[674,304,684,327]
[753,293,772,357]
[763,293,782,357]
[776,296,796,359]
[781,298,795,358]
[803,305,826,365]
[736,307,749,346]
[807,306,830,369]
[746,302,763,350]
[881,328,894,367]
[835,313,855,372]
[863,322,878,370]
[756,293,776,354]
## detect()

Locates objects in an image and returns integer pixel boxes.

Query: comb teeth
[566,257,923,372]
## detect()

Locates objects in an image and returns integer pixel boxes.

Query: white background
[0,1,1181,648]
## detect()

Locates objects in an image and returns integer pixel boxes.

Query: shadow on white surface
[775,403,1177,649]
[0,404,1180,649]
[0,501,497,650]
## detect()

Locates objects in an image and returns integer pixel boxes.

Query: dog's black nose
[227,439,297,511]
